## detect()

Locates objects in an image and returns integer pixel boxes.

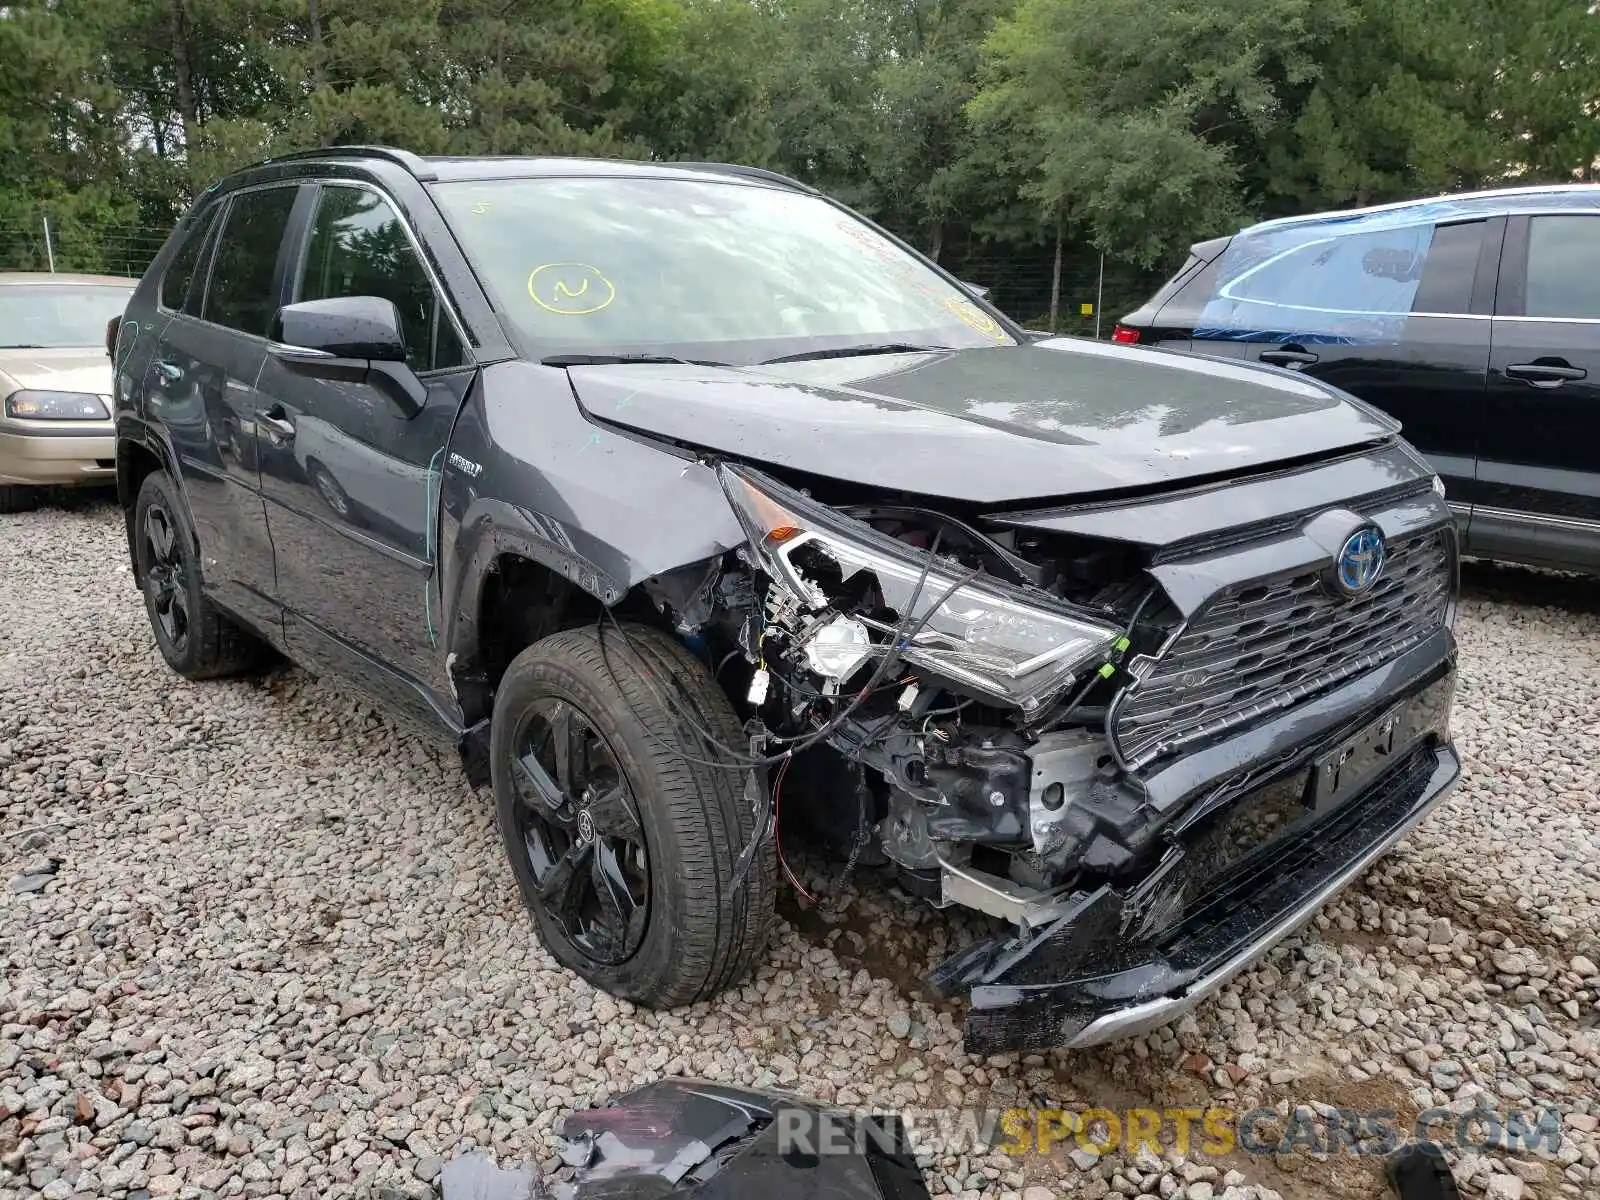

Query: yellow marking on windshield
[944,295,1007,340]
[528,263,615,315]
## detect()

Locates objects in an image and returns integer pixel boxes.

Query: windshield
[431,175,1015,363]
[0,284,132,349]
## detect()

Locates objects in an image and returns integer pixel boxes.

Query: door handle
[1505,361,1587,388]
[1260,348,1319,368]
[255,405,296,443]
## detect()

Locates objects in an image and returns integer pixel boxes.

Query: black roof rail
[255,145,438,182]
[668,161,817,194]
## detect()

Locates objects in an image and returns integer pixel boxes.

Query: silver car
[0,272,135,511]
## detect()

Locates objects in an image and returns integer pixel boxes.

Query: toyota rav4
[112,146,1461,1051]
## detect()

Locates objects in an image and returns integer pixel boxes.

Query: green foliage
[620,0,782,164]
[1259,0,1510,213]
[1,0,1595,309]
[1474,0,1600,185]
[970,0,1353,266]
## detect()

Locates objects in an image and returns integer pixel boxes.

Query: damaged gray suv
[112,146,1461,1051]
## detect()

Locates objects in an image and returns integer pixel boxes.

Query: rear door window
[202,186,300,336]
[1524,215,1600,319]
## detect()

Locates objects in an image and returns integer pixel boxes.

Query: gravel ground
[2,496,1598,1200]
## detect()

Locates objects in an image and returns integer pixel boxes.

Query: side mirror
[960,281,992,302]
[269,297,423,418]
[272,296,407,362]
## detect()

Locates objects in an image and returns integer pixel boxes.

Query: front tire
[491,623,774,1007]
[134,470,267,680]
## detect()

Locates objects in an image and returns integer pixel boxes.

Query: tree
[970,0,1352,268]
[865,0,1011,259]
[619,0,783,165]
[745,0,898,210]
[0,0,147,265]
[1,0,1594,300]
[1474,0,1600,183]
[1258,0,1510,213]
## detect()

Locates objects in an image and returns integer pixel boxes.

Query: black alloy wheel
[142,499,191,655]
[133,469,268,679]
[509,698,650,965]
[490,623,774,1007]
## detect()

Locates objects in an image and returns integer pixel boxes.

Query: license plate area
[1304,699,1424,815]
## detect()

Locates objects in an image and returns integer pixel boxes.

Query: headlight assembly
[719,464,1121,714]
[3,390,111,420]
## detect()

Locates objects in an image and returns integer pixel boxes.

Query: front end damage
[643,444,1462,1053]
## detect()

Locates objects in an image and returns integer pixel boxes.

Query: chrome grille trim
[1111,528,1453,769]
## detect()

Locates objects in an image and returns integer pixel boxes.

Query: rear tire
[492,622,774,1007]
[134,470,268,680]
[0,484,38,513]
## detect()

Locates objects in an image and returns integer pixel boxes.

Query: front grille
[1112,528,1452,768]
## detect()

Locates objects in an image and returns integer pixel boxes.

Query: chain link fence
[943,251,1164,337]
[0,218,1164,336]
[0,220,170,279]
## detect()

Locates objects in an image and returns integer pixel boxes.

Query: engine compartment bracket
[935,853,1073,925]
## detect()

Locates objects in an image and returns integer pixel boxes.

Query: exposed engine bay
[642,463,1186,929]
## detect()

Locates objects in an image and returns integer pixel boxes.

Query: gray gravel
[2,498,1598,1200]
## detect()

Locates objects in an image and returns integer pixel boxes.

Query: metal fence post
[42,216,55,273]
[1094,251,1104,339]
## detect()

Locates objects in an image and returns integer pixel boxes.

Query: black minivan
[1117,185,1600,575]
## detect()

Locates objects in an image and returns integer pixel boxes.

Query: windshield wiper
[0,343,49,349]
[540,353,732,368]
[757,343,954,365]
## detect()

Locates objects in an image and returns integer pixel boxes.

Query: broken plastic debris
[557,1132,596,1169]
[439,1153,548,1200]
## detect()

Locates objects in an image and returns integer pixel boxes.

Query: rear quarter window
[1194,218,1482,342]
[1223,225,1432,315]
[1151,254,1230,329]
[160,206,220,313]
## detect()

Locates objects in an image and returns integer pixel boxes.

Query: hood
[566,339,1397,505]
[0,347,114,396]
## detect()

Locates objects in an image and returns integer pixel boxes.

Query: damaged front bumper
[930,643,1460,1054]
